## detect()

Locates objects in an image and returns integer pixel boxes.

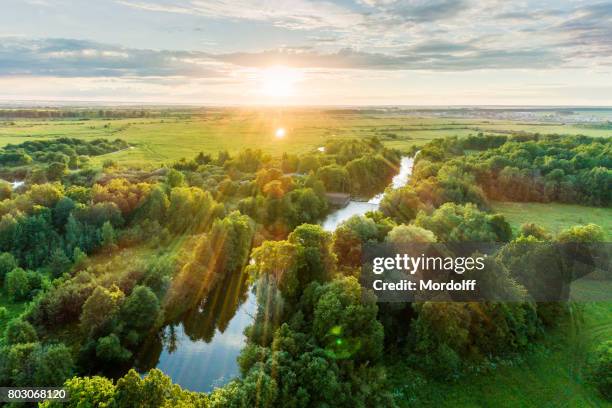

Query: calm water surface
[143,155,414,391]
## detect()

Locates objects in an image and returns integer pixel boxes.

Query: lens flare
[275,127,286,138]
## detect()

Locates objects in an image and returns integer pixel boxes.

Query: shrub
[589,340,612,400]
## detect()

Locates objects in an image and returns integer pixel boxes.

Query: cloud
[216,46,559,71]
[117,0,364,30]
[387,0,469,22]
[0,37,226,78]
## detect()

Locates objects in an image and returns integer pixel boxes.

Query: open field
[492,201,612,239]
[1,110,610,168]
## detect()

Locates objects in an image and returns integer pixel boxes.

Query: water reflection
[137,269,256,392]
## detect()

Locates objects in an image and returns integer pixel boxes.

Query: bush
[589,340,612,400]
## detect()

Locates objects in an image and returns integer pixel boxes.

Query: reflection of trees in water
[181,268,250,342]
[134,269,250,372]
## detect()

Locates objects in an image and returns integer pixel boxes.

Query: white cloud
[117,0,364,30]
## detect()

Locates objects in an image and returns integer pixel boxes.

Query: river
[139,155,415,392]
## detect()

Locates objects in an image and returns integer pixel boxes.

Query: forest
[0,129,609,407]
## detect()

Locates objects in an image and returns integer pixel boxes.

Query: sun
[260,66,301,98]
[275,127,286,138]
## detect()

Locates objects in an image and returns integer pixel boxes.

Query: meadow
[492,202,612,240]
[1,109,610,169]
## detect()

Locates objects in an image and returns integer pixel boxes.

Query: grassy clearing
[1,110,610,168]
[492,201,612,240]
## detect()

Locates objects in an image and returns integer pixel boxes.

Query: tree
[33,343,74,386]
[248,240,301,301]
[309,277,384,362]
[46,162,67,181]
[519,223,551,240]
[80,285,125,336]
[28,183,63,207]
[0,181,12,200]
[96,334,132,363]
[317,164,350,192]
[119,285,161,341]
[39,376,116,408]
[589,340,612,400]
[166,168,185,188]
[136,186,169,223]
[5,319,38,345]
[333,215,381,268]
[557,223,605,243]
[380,185,424,224]
[386,224,437,244]
[48,248,71,277]
[5,267,31,301]
[101,221,116,250]
[287,224,336,287]
[0,252,17,281]
[52,196,76,231]
[415,203,509,242]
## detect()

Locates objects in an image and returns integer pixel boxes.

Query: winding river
[139,155,415,392]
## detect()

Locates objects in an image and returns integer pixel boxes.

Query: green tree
[96,334,132,363]
[80,285,125,335]
[317,164,350,192]
[5,267,31,301]
[557,223,605,243]
[101,220,116,249]
[46,161,67,181]
[33,343,75,386]
[308,277,384,363]
[0,181,11,200]
[5,319,38,345]
[380,185,424,224]
[48,248,71,277]
[589,340,612,400]
[288,224,336,287]
[40,376,116,408]
[119,285,161,341]
[166,168,186,188]
[0,252,17,281]
[386,224,437,244]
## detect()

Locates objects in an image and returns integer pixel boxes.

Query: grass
[389,301,612,407]
[492,201,612,240]
[1,110,610,169]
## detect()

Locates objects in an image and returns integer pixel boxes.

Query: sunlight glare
[260,66,301,98]
[275,127,286,138]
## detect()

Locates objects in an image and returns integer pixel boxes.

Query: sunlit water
[148,294,256,392]
[0,179,25,189]
[322,156,414,231]
[143,155,414,392]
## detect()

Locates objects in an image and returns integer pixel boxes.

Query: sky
[1,0,611,106]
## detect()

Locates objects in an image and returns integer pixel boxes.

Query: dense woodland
[0,133,609,407]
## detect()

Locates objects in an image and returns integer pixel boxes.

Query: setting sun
[275,127,286,138]
[260,66,302,98]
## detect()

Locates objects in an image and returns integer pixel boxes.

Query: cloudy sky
[1,0,611,105]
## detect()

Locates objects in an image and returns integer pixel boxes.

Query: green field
[492,201,612,239]
[1,110,610,168]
